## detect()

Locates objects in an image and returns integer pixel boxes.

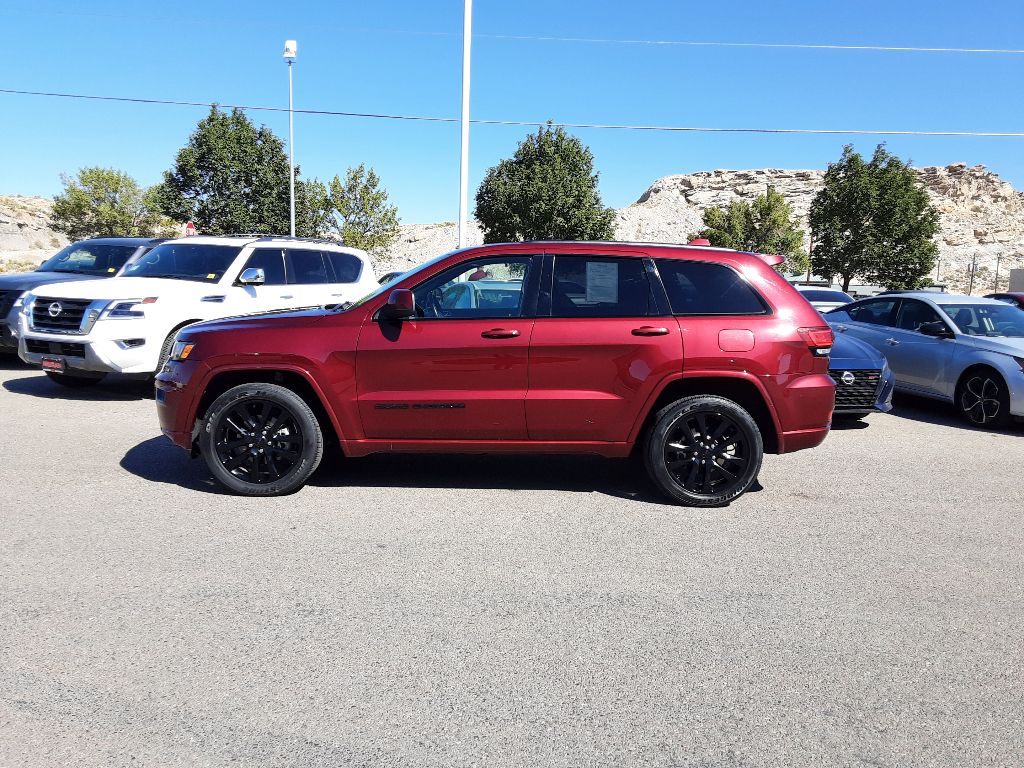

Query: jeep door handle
[631,326,670,336]
[481,328,520,339]
[885,338,900,346]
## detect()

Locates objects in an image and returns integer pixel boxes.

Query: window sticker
[207,273,217,279]
[108,267,116,273]
[586,261,618,304]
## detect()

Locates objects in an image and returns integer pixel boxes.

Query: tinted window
[325,251,363,283]
[124,244,241,283]
[656,259,766,315]
[800,289,853,303]
[551,256,652,317]
[241,249,286,285]
[413,259,531,319]
[39,243,139,276]
[284,249,330,285]
[895,299,943,332]
[848,299,898,326]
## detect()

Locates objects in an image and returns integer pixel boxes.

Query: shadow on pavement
[3,373,154,402]
[830,417,870,431]
[121,436,677,504]
[888,393,1024,437]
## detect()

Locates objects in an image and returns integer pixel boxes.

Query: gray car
[827,292,1024,428]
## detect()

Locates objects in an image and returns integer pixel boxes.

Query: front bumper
[831,365,895,416]
[155,359,209,451]
[19,324,160,375]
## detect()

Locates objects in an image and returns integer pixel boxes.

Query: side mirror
[379,288,416,320]
[238,267,265,285]
[919,321,953,338]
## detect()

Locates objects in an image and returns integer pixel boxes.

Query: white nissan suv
[18,235,377,386]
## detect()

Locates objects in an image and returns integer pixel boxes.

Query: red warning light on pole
[185,221,197,237]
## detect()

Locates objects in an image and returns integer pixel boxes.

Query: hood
[25,276,215,301]
[957,335,1024,356]
[184,307,330,335]
[830,333,887,369]
[0,271,109,292]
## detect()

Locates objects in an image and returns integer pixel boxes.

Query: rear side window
[848,299,898,326]
[284,249,330,285]
[324,251,363,283]
[242,249,286,285]
[550,256,654,317]
[656,259,767,315]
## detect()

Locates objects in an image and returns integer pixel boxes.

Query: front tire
[956,369,1011,429]
[45,370,106,387]
[200,383,324,496]
[644,395,763,507]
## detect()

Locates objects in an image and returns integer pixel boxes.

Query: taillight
[798,326,833,357]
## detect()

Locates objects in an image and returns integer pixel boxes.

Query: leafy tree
[327,165,400,254]
[156,106,293,235]
[693,187,808,274]
[296,178,332,238]
[475,124,615,242]
[809,144,939,292]
[50,167,174,239]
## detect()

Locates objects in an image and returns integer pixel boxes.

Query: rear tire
[644,395,763,507]
[200,383,324,496]
[45,370,106,387]
[956,369,1011,429]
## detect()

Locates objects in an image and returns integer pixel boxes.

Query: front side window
[939,303,1024,338]
[124,244,242,283]
[241,249,287,286]
[847,299,898,327]
[413,259,531,319]
[39,243,139,276]
[895,299,943,332]
[551,256,653,317]
[656,259,766,315]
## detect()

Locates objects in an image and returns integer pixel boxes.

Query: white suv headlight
[103,297,159,319]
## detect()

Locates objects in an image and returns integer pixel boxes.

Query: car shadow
[3,373,154,402]
[830,417,870,431]
[121,436,689,504]
[889,393,1024,436]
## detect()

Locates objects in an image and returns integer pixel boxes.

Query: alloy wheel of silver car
[958,373,1007,427]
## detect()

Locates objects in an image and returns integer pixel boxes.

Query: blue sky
[2,0,1023,224]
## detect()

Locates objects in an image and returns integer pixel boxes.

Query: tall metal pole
[994,255,1002,291]
[968,253,977,295]
[288,58,296,237]
[457,0,473,249]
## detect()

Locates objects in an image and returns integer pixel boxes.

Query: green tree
[50,167,174,239]
[327,165,400,254]
[693,187,808,274]
[475,124,615,242]
[156,106,293,235]
[296,178,332,238]
[809,144,939,292]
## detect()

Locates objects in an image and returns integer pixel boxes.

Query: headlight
[13,291,32,309]
[104,297,159,318]
[170,340,196,361]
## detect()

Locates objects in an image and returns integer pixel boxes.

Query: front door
[526,253,681,441]
[356,255,539,439]
[888,298,955,395]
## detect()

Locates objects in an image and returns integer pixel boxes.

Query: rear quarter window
[656,259,767,315]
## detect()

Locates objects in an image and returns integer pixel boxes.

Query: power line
[2,87,1024,138]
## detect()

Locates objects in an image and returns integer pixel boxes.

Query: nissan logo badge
[840,371,856,385]
[48,302,63,318]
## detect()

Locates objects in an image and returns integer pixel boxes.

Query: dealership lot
[1,359,1022,766]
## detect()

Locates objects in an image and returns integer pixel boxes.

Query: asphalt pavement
[1,357,1022,767]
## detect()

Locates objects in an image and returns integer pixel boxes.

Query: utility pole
[994,254,1002,291]
[457,0,473,249]
[967,253,978,295]
[283,40,298,237]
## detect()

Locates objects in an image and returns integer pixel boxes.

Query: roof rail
[204,233,347,246]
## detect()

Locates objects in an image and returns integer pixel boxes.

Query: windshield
[801,289,853,303]
[38,243,139,275]
[123,243,242,283]
[939,303,1024,338]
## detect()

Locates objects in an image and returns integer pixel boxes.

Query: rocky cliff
[0,196,68,271]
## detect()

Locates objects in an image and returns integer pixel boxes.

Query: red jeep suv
[155,242,835,505]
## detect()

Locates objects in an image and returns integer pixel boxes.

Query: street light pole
[284,40,297,237]
[457,0,472,249]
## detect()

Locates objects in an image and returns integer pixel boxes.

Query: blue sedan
[828,333,896,420]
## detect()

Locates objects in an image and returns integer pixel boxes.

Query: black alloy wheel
[201,383,324,496]
[957,370,1011,429]
[645,395,763,507]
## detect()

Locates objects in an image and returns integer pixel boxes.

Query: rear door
[526,251,680,441]
[834,298,900,353]
[283,248,335,307]
[356,254,539,439]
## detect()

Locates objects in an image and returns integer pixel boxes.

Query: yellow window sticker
[107,267,116,273]
[207,273,216,279]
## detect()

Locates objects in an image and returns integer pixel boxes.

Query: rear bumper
[764,372,835,454]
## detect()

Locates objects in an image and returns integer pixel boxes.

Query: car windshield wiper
[326,301,353,312]
[50,268,91,274]
[137,273,207,281]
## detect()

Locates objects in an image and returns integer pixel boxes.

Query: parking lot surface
[1,358,1023,767]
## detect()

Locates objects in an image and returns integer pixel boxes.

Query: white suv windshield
[124,244,242,283]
